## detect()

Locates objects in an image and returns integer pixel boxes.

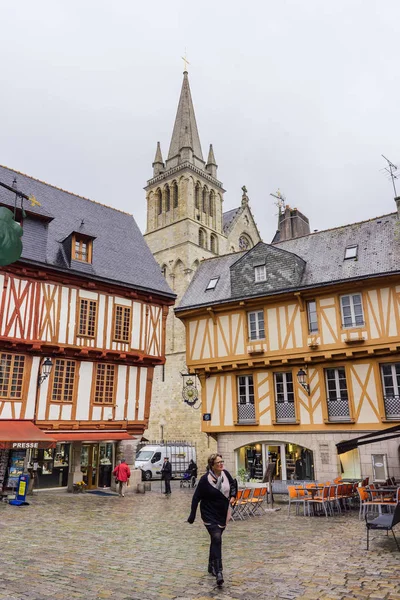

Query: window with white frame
[325,367,351,421]
[237,375,256,422]
[344,245,358,260]
[206,277,219,291]
[380,363,400,419]
[248,310,265,340]
[274,372,296,422]
[254,265,266,282]
[307,300,318,333]
[340,293,364,328]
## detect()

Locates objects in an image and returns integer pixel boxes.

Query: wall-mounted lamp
[297,367,310,395]
[38,357,54,387]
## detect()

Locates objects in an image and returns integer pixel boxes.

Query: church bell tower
[144,71,226,301]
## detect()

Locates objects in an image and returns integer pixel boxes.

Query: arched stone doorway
[235,440,315,482]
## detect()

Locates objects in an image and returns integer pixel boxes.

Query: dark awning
[0,420,57,450]
[336,424,400,455]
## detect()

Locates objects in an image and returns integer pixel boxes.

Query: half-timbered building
[176,201,400,484]
[0,164,174,491]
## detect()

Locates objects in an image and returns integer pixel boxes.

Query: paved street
[0,482,399,600]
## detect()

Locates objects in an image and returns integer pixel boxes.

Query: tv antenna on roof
[381,155,398,197]
[270,189,286,214]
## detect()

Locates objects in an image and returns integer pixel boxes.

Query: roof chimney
[276,205,310,242]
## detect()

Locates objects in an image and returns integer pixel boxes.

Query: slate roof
[0,165,175,299]
[177,212,400,311]
[222,207,241,234]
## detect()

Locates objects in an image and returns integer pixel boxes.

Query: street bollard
[144,481,151,492]
[136,483,146,494]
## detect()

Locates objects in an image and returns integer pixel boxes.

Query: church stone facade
[143,71,261,470]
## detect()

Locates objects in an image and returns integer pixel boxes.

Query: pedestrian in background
[187,453,237,586]
[188,458,198,487]
[113,459,131,497]
[161,456,172,494]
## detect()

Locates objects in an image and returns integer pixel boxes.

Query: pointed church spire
[152,141,164,176]
[206,144,217,178]
[166,72,204,170]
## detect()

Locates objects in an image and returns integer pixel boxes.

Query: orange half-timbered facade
[0,165,174,491]
[176,208,400,484]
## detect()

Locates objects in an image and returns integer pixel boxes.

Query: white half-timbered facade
[0,164,174,491]
[176,207,400,484]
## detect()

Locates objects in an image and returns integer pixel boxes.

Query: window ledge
[344,337,365,344]
[382,417,400,423]
[324,418,355,424]
[234,420,259,426]
[272,419,300,425]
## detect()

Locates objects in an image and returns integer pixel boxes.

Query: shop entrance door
[81,444,99,489]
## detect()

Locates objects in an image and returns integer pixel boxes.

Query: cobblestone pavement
[0,482,399,600]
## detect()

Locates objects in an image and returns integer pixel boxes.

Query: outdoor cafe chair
[365,502,400,551]
[287,485,309,516]
[230,489,244,521]
[357,486,387,519]
[234,487,253,519]
[246,486,265,516]
[310,485,332,517]
[379,487,400,511]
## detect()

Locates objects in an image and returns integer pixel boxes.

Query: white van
[135,443,196,481]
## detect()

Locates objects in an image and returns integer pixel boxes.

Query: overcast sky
[1,1,399,243]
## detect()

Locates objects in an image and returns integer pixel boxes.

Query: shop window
[94,363,116,404]
[237,375,256,422]
[340,293,364,328]
[113,305,131,343]
[72,235,92,263]
[274,372,296,423]
[325,367,351,421]
[0,353,25,399]
[51,359,76,402]
[78,298,97,337]
[307,300,318,333]
[380,363,400,420]
[248,310,265,340]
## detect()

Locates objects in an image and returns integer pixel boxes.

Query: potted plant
[72,481,87,493]
[237,468,248,487]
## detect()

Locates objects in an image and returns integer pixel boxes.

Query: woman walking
[187,453,237,586]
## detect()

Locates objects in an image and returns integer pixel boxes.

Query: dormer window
[206,277,219,291]
[72,235,93,263]
[254,265,267,282]
[344,245,358,260]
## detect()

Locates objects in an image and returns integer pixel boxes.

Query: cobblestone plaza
[0,483,399,600]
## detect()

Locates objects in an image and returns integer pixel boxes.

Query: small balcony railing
[327,397,351,421]
[384,395,400,420]
[237,403,256,423]
[275,401,296,423]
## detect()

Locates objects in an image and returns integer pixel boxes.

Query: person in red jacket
[113,459,131,497]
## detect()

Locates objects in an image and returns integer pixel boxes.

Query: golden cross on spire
[181,49,190,72]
